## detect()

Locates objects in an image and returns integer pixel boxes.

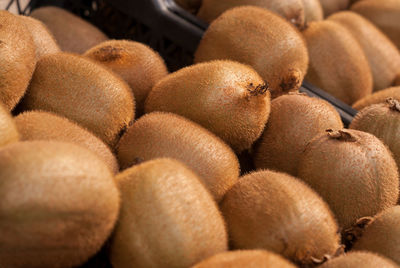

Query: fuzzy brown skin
[353,206,400,265]
[14,111,118,174]
[111,158,228,268]
[145,60,270,153]
[320,0,349,17]
[0,11,36,111]
[394,74,400,87]
[30,6,108,54]
[328,12,400,92]
[194,6,309,99]
[84,40,168,115]
[353,86,400,110]
[117,112,239,202]
[352,0,400,50]
[350,99,400,172]
[253,93,343,176]
[19,15,60,60]
[0,102,19,147]
[303,20,372,104]
[297,129,399,229]
[220,170,340,266]
[20,52,134,147]
[197,0,305,28]
[0,141,120,268]
[191,250,297,268]
[302,0,324,23]
[320,251,399,268]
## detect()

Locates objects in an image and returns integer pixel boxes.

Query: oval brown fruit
[0,141,120,268]
[194,6,309,98]
[297,129,399,229]
[320,251,399,268]
[220,170,340,266]
[84,40,168,115]
[117,112,239,202]
[111,158,227,268]
[20,52,135,147]
[353,86,400,110]
[145,60,271,152]
[253,93,343,176]
[0,11,36,110]
[14,111,118,174]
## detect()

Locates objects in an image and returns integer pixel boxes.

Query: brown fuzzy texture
[111,158,227,268]
[0,102,19,147]
[191,250,297,268]
[394,74,400,86]
[328,12,400,92]
[14,111,118,174]
[353,206,400,265]
[303,20,373,104]
[297,129,399,229]
[145,60,271,152]
[353,86,400,110]
[350,99,400,171]
[30,6,108,54]
[197,0,305,28]
[117,112,239,202]
[253,93,343,176]
[0,11,36,111]
[320,0,349,17]
[0,141,120,268]
[352,0,400,50]
[20,52,135,147]
[320,251,399,268]
[302,0,324,23]
[84,40,168,115]
[19,15,60,60]
[220,170,340,266]
[194,6,309,99]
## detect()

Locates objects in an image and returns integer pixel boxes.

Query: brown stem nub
[326,129,357,142]
[386,98,400,112]
[247,82,269,96]
[343,217,373,250]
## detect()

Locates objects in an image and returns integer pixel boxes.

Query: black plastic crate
[6,0,357,125]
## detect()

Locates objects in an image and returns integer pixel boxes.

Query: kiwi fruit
[297,129,399,229]
[117,112,239,202]
[111,158,227,268]
[302,0,324,23]
[220,170,341,266]
[353,206,400,265]
[328,11,400,92]
[191,250,297,268]
[20,52,135,147]
[194,6,309,98]
[0,10,36,111]
[350,98,400,170]
[0,141,120,268]
[320,0,349,17]
[353,86,400,110]
[84,40,168,115]
[319,251,399,268]
[0,102,19,147]
[14,110,119,174]
[253,93,343,176]
[302,20,373,105]
[30,6,108,54]
[19,15,60,60]
[145,60,271,152]
[197,0,306,28]
[352,0,400,50]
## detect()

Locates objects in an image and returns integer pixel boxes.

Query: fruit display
[1,0,400,267]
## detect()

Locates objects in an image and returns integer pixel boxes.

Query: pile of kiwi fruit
[1,0,400,267]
